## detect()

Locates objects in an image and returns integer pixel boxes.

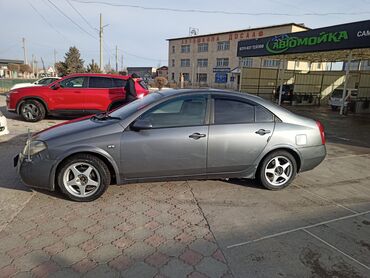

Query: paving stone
[69,217,97,230]
[6,220,36,234]
[212,249,227,264]
[127,226,153,241]
[145,220,161,231]
[13,250,50,271]
[6,246,30,259]
[114,221,135,233]
[52,247,86,267]
[145,234,166,248]
[158,240,187,258]
[85,223,104,235]
[94,229,123,244]
[129,214,150,226]
[124,241,155,261]
[112,236,135,249]
[31,261,60,277]
[196,257,228,278]
[63,231,91,246]
[180,249,203,266]
[43,242,66,256]
[84,263,120,278]
[108,254,133,271]
[37,219,66,233]
[0,264,18,278]
[0,234,26,252]
[155,226,181,240]
[72,258,97,273]
[145,252,170,268]
[79,239,102,253]
[12,271,32,278]
[98,216,122,228]
[161,259,193,278]
[0,253,12,269]
[122,262,157,278]
[88,244,121,263]
[53,226,75,238]
[188,271,209,278]
[175,232,196,245]
[48,268,80,278]
[28,234,59,250]
[189,239,218,257]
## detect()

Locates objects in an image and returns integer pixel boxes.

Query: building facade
[156,66,168,79]
[167,23,323,89]
[127,67,157,81]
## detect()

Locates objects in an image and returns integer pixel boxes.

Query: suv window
[255,105,274,122]
[60,77,86,88]
[89,77,113,88]
[140,96,207,128]
[112,78,126,88]
[214,98,255,124]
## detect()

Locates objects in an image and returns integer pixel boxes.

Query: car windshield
[109,92,162,119]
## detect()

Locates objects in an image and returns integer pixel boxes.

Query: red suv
[6,73,149,122]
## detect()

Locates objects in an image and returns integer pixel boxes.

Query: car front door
[120,95,209,180]
[207,96,275,175]
[50,76,87,111]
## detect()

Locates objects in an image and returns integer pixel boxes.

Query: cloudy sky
[1,0,369,68]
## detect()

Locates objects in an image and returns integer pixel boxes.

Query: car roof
[61,73,130,79]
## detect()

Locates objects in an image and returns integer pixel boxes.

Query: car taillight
[316,121,325,145]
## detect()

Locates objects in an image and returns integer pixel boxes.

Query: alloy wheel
[264,156,293,187]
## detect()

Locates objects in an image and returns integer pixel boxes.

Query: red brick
[108,255,133,271]
[145,252,169,267]
[79,239,101,253]
[0,265,18,278]
[175,232,195,244]
[212,249,227,264]
[72,258,97,273]
[144,234,166,248]
[31,261,60,277]
[112,236,134,249]
[180,249,203,266]
[115,222,134,233]
[43,241,66,255]
[144,209,161,217]
[6,246,30,258]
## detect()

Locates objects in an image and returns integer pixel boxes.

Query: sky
[0,0,370,69]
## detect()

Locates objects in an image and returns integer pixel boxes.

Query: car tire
[259,150,297,190]
[57,154,111,202]
[20,99,46,122]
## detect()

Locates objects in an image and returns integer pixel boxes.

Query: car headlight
[23,140,47,156]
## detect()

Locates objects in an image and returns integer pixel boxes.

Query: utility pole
[115,45,118,72]
[22,38,28,65]
[99,13,103,71]
[53,49,57,67]
[31,54,35,75]
[121,54,123,71]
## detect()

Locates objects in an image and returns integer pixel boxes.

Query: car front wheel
[57,154,111,202]
[259,151,297,190]
[20,99,46,122]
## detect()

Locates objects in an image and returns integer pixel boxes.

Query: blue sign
[215,73,228,83]
[213,67,230,73]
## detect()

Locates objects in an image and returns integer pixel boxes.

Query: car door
[51,76,87,111]
[120,94,209,180]
[207,96,275,174]
[85,76,114,112]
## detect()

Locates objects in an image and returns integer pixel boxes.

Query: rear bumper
[298,145,326,172]
[15,152,55,190]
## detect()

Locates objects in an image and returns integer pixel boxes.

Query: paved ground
[0,94,369,278]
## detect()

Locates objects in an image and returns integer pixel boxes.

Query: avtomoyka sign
[237,20,370,57]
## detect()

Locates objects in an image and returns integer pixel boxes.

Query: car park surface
[0,94,369,277]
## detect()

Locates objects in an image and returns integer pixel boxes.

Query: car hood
[34,116,123,144]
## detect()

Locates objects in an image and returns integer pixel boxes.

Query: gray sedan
[15,89,326,201]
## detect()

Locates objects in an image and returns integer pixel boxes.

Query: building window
[196,73,207,83]
[217,41,230,51]
[171,72,175,81]
[171,59,175,67]
[172,45,175,53]
[182,73,190,81]
[180,59,190,67]
[262,59,280,68]
[240,57,253,67]
[181,45,190,53]
[317,62,322,69]
[216,58,229,67]
[198,43,208,53]
[197,59,208,68]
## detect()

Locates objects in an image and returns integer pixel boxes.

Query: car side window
[214,98,255,124]
[60,77,86,88]
[89,77,113,88]
[112,78,127,88]
[36,78,48,85]
[255,105,274,122]
[140,96,207,128]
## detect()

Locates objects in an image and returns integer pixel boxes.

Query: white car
[10,77,60,90]
[0,111,9,136]
[328,88,358,111]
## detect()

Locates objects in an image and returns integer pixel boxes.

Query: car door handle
[255,129,271,136]
[189,133,206,140]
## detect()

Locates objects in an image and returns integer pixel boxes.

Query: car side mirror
[52,83,60,90]
[131,118,152,131]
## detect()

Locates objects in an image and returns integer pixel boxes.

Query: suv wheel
[57,154,111,202]
[259,151,297,190]
[20,99,46,122]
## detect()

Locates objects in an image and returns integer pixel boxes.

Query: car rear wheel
[57,154,111,202]
[20,99,46,122]
[259,151,297,190]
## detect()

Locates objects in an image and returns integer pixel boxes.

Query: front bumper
[15,152,55,190]
[298,144,326,172]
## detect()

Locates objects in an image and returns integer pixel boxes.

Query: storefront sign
[237,20,370,57]
[213,67,230,73]
[215,73,228,83]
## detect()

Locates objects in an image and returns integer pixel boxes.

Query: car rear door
[50,76,87,111]
[120,94,209,180]
[207,96,275,175]
[84,76,114,112]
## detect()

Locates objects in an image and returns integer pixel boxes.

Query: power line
[46,0,97,40]
[70,0,370,16]
[65,0,97,31]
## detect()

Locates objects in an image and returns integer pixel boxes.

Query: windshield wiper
[91,112,121,121]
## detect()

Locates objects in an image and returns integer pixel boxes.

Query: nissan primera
[15,90,326,201]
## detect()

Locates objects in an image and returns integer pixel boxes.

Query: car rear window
[112,78,127,88]
[139,80,148,90]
